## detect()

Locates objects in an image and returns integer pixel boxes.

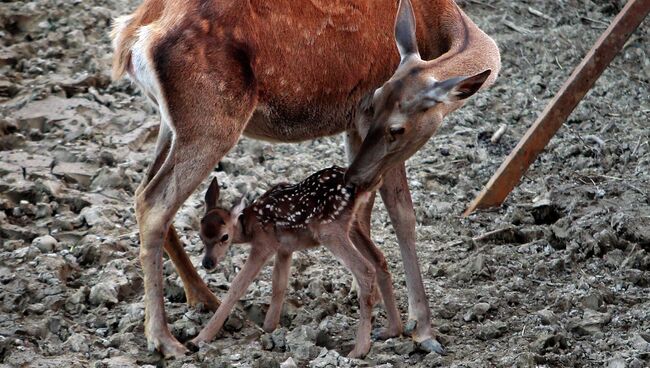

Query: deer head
[200,177,246,271]
[346,0,492,190]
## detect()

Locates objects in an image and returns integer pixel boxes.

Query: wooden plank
[463,0,650,216]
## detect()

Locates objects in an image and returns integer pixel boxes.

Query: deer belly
[244,102,352,142]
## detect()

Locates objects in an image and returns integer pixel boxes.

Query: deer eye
[220,234,229,242]
[388,127,406,142]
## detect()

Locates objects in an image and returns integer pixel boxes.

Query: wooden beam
[463,0,650,216]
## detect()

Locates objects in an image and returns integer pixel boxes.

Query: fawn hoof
[417,338,447,355]
[403,319,417,336]
[372,327,401,341]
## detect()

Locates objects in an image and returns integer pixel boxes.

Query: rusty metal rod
[464,0,650,216]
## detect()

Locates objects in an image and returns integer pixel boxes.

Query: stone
[32,235,58,253]
[101,356,139,368]
[568,310,611,336]
[463,302,491,322]
[309,348,352,368]
[280,357,298,368]
[64,332,90,353]
[477,321,507,340]
[89,282,119,305]
[52,162,99,188]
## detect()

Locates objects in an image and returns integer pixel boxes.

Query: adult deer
[111,0,500,358]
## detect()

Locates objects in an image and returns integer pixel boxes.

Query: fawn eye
[220,234,229,242]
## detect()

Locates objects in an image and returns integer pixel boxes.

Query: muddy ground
[0,0,648,367]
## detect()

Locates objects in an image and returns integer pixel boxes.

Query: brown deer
[111,0,500,358]
[192,167,402,358]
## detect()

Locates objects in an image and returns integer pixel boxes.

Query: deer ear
[230,196,247,218]
[395,0,419,62]
[417,69,492,109]
[205,177,220,211]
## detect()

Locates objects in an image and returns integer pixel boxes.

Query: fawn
[189,166,402,358]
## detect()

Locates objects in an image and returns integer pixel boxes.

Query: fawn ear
[205,177,220,211]
[395,0,419,62]
[414,69,491,110]
[230,196,246,218]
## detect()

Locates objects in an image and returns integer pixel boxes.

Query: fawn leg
[350,224,403,340]
[319,227,376,359]
[190,244,275,346]
[263,250,292,332]
[380,163,445,354]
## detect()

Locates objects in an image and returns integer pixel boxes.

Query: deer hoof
[403,319,417,336]
[148,335,189,359]
[416,338,447,355]
[372,327,401,341]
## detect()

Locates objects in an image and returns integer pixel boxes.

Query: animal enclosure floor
[0,0,648,367]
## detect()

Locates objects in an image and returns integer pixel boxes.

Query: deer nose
[202,257,215,270]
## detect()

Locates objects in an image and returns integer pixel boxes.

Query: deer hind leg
[263,250,292,332]
[318,226,377,359]
[132,26,256,357]
[137,120,221,312]
[349,224,403,341]
[379,163,445,355]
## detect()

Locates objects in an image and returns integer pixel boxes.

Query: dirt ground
[0,0,648,367]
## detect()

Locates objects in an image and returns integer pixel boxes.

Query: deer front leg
[263,250,292,332]
[379,163,445,355]
[189,245,275,347]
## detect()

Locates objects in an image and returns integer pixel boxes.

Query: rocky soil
[0,0,648,367]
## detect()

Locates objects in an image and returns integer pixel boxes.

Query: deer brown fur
[111,0,500,358]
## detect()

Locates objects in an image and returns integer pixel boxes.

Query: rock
[260,333,274,350]
[90,167,132,191]
[477,321,507,340]
[537,309,558,325]
[89,282,119,305]
[271,327,288,351]
[607,357,626,368]
[463,302,491,322]
[309,348,352,368]
[393,339,415,355]
[531,333,568,354]
[113,120,159,151]
[307,279,325,299]
[568,310,611,336]
[52,162,99,188]
[32,235,58,253]
[287,326,320,361]
[80,206,115,229]
[280,357,298,368]
[64,333,90,353]
[101,356,139,368]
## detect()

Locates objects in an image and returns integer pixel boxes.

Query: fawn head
[346,0,491,189]
[200,177,246,271]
